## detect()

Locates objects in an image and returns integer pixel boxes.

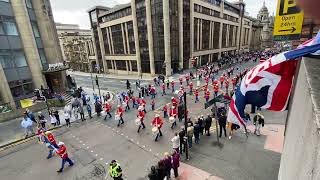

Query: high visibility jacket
[109,163,122,177]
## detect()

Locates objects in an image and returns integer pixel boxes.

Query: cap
[155,114,160,117]
[58,142,64,146]
[111,160,116,163]
[45,131,52,135]
[117,105,120,107]
[171,97,174,99]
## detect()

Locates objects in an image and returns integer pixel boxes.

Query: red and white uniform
[203,84,208,92]
[137,111,145,121]
[172,97,178,107]
[105,102,112,112]
[152,117,163,128]
[117,106,124,117]
[56,145,68,159]
[141,98,146,107]
[169,108,177,118]
[204,91,210,99]
[220,76,225,83]
[213,79,219,86]
[136,98,141,105]
[189,82,193,90]
[185,75,190,82]
[131,96,135,103]
[163,105,168,112]
[171,81,175,88]
[47,133,57,146]
[213,85,219,93]
[150,87,156,94]
[194,89,199,97]
[125,96,130,105]
[179,77,183,85]
[224,80,229,88]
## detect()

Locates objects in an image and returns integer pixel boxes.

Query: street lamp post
[95,75,102,102]
[183,92,189,160]
[90,71,95,92]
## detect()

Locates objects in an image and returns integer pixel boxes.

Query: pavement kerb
[0,91,116,151]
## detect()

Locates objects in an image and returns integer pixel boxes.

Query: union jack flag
[228,32,320,127]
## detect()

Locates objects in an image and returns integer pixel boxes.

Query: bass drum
[152,127,159,137]
[135,118,141,126]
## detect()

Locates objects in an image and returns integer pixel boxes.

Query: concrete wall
[278,59,320,180]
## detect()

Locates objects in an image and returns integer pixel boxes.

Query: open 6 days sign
[273,0,304,41]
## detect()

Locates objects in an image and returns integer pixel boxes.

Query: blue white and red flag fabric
[228,32,320,127]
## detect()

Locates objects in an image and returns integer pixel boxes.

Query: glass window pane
[3,22,18,36]
[26,0,33,8]
[14,52,27,67]
[0,0,10,2]
[10,86,24,98]
[23,83,33,95]
[32,23,40,37]
[0,52,13,69]
[0,23,4,35]
[38,49,47,65]
[4,69,19,81]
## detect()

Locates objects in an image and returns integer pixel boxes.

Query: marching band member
[137,107,146,133]
[231,77,237,90]
[150,85,156,99]
[104,101,112,120]
[219,75,225,88]
[185,74,190,85]
[204,90,210,103]
[194,89,199,103]
[189,82,193,95]
[43,131,58,159]
[171,80,175,93]
[162,83,166,96]
[224,80,229,93]
[131,95,136,108]
[56,142,74,173]
[116,105,124,127]
[152,114,163,141]
[141,97,147,113]
[171,97,178,107]
[124,95,130,111]
[213,84,219,97]
[169,106,177,129]
[179,77,183,85]
[163,104,168,118]
[151,99,155,110]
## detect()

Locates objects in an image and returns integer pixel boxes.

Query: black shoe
[57,169,63,173]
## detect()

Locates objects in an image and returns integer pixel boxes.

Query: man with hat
[169,106,177,129]
[56,142,74,173]
[152,114,164,141]
[137,107,146,133]
[116,105,124,127]
[104,101,112,120]
[109,160,123,180]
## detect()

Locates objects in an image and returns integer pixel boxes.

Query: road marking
[87,146,89,149]
[121,133,124,136]
[137,142,139,145]
[91,150,94,153]
[83,144,85,146]
[100,158,103,161]
[95,154,98,157]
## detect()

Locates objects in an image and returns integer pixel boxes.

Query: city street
[0,61,285,180]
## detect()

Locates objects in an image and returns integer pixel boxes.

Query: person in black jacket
[148,166,158,180]
[198,115,205,135]
[156,161,165,180]
[193,121,200,144]
[204,114,212,136]
[178,127,185,154]
[218,112,227,138]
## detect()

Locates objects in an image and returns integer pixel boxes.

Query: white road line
[137,142,139,145]
[95,154,98,157]
[90,150,94,153]
[100,158,103,161]
[121,133,124,136]
[87,146,89,149]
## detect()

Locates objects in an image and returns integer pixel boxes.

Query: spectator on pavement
[204,114,212,136]
[198,115,205,135]
[178,127,186,154]
[95,101,102,117]
[218,112,227,138]
[193,121,200,144]
[86,104,92,119]
[79,104,86,121]
[171,150,180,178]
[163,152,172,179]
[156,160,165,180]
[148,166,158,180]
[171,132,180,153]
[21,112,34,138]
[49,110,57,127]
[53,109,60,126]
[38,112,47,129]
[187,123,194,148]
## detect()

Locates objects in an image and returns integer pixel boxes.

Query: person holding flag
[56,142,74,173]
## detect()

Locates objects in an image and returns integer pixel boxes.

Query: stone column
[11,0,46,88]
[163,0,171,76]
[190,0,194,63]
[131,0,142,75]
[226,24,230,48]
[97,26,108,73]
[106,27,112,54]
[197,19,200,50]
[109,27,115,54]
[0,64,15,109]
[129,60,132,72]
[218,22,223,58]
[121,23,127,54]
[125,22,130,54]
[146,0,155,76]
[178,0,184,70]
[199,19,202,50]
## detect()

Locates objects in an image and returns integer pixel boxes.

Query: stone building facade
[56,23,96,73]
[0,0,67,109]
[88,0,253,77]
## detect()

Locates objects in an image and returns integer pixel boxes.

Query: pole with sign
[273,0,304,41]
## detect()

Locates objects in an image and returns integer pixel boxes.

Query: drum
[152,127,159,136]
[115,115,120,121]
[122,102,127,106]
[169,116,176,124]
[135,118,141,126]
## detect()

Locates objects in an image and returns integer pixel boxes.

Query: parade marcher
[185,74,190,85]
[104,102,112,120]
[171,97,178,107]
[169,106,177,129]
[152,114,163,141]
[187,123,194,148]
[46,131,59,149]
[194,88,199,103]
[213,84,219,97]
[55,143,74,173]
[163,152,172,180]
[218,112,227,138]
[219,75,225,88]
[116,105,124,127]
[204,90,210,103]
[166,79,170,89]
[171,80,175,93]
[131,95,136,108]
[253,113,265,136]
[171,150,180,178]
[49,110,57,126]
[141,97,147,113]
[179,77,183,85]
[125,95,130,111]
[231,77,237,90]
[109,160,123,180]
[193,121,200,144]
[150,86,156,99]
[189,82,193,95]
[151,99,155,111]
[137,107,146,133]
[178,127,185,154]
[162,83,166,96]
[171,132,180,153]
[95,101,102,117]
[204,114,212,136]
[21,113,34,138]
[224,80,229,93]
[136,97,141,109]
[42,131,56,159]
[163,104,168,118]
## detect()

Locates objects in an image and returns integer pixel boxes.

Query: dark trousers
[165,168,171,179]
[173,167,179,177]
[88,111,92,118]
[117,116,124,126]
[125,104,130,111]
[155,129,163,141]
[65,119,70,127]
[219,124,227,137]
[80,113,85,121]
[194,135,200,144]
[137,121,146,133]
[104,112,112,120]
[163,111,167,118]
[59,157,74,172]
[180,139,185,154]
[171,121,177,129]
[113,176,123,180]
[200,127,204,135]
[205,128,210,136]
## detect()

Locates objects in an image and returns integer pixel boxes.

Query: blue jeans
[151,93,155,99]
[59,157,74,171]
[163,111,167,118]
[188,136,192,148]
[172,87,174,93]
[195,135,200,144]
[195,96,199,103]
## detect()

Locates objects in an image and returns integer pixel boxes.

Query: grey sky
[51,0,277,29]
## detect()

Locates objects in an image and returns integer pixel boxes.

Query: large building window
[213,22,220,49]
[202,20,210,50]
[222,24,227,48]
[3,21,18,36]
[115,60,127,71]
[194,18,198,51]
[229,25,234,47]
[102,28,110,55]
[26,0,33,8]
[111,24,124,54]
[127,21,136,54]
[0,23,5,35]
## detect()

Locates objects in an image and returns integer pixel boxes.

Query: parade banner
[20,99,33,109]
